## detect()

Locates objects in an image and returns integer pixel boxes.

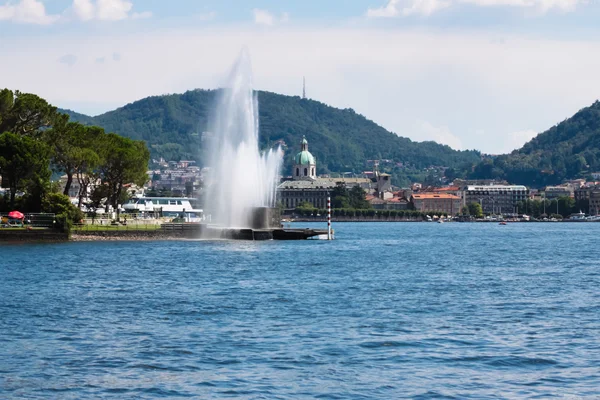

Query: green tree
[48,121,104,206]
[467,202,483,218]
[331,183,350,209]
[0,132,50,208]
[0,90,58,136]
[98,133,150,213]
[42,192,84,229]
[48,119,84,196]
[348,185,371,209]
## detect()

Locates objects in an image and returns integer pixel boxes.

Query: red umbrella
[8,211,24,219]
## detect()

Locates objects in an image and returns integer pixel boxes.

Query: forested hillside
[62,89,481,176]
[470,101,600,187]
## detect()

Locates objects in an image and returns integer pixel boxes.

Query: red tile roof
[412,193,460,200]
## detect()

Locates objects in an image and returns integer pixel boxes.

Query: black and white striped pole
[327,196,332,240]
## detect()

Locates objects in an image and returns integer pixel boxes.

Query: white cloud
[72,0,94,21]
[71,0,149,22]
[96,0,131,21]
[131,10,152,19]
[415,121,464,150]
[460,0,583,12]
[404,0,451,15]
[367,0,401,17]
[253,9,274,25]
[0,0,59,25]
[367,0,584,16]
[252,9,289,26]
[367,0,450,17]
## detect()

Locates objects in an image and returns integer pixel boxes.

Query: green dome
[295,150,315,165]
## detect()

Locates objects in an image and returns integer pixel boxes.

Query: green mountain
[61,89,481,176]
[470,101,600,187]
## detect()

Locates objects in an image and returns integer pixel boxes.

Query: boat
[499,221,507,225]
[569,211,587,221]
[123,197,203,219]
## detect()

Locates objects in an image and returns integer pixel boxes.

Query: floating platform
[161,223,328,241]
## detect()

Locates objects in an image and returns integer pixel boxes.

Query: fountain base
[160,207,326,240]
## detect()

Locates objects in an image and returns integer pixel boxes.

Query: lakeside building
[366,193,410,210]
[544,186,574,200]
[463,185,529,215]
[422,186,465,207]
[410,193,462,215]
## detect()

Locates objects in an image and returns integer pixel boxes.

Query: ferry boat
[123,197,203,218]
[569,211,587,221]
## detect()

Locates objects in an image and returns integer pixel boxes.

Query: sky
[1,0,600,154]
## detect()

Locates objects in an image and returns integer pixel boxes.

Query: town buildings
[147,160,202,197]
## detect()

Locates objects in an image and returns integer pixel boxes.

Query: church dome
[295,150,315,165]
[294,136,315,165]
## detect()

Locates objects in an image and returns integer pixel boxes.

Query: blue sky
[1,0,600,154]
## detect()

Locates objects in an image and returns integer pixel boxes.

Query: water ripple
[1,222,599,398]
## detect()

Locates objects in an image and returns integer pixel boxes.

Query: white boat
[569,211,586,221]
[123,197,203,218]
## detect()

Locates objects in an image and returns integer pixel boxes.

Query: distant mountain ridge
[61,89,481,176]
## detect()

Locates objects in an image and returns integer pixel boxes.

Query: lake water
[1,222,599,399]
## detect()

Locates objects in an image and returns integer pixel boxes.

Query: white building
[464,185,529,215]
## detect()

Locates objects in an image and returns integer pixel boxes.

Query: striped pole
[327,196,332,240]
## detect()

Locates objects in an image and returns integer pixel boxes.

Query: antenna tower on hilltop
[302,76,306,99]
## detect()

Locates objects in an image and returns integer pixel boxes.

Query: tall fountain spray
[203,50,282,229]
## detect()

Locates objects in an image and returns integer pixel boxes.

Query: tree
[467,202,483,218]
[48,119,83,196]
[0,90,58,136]
[348,185,371,209]
[98,133,150,213]
[48,121,103,206]
[298,201,314,209]
[0,89,14,125]
[331,183,349,208]
[42,192,84,227]
[0,132,50,208]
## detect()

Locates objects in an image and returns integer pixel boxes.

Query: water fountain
[203,49,282,231]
